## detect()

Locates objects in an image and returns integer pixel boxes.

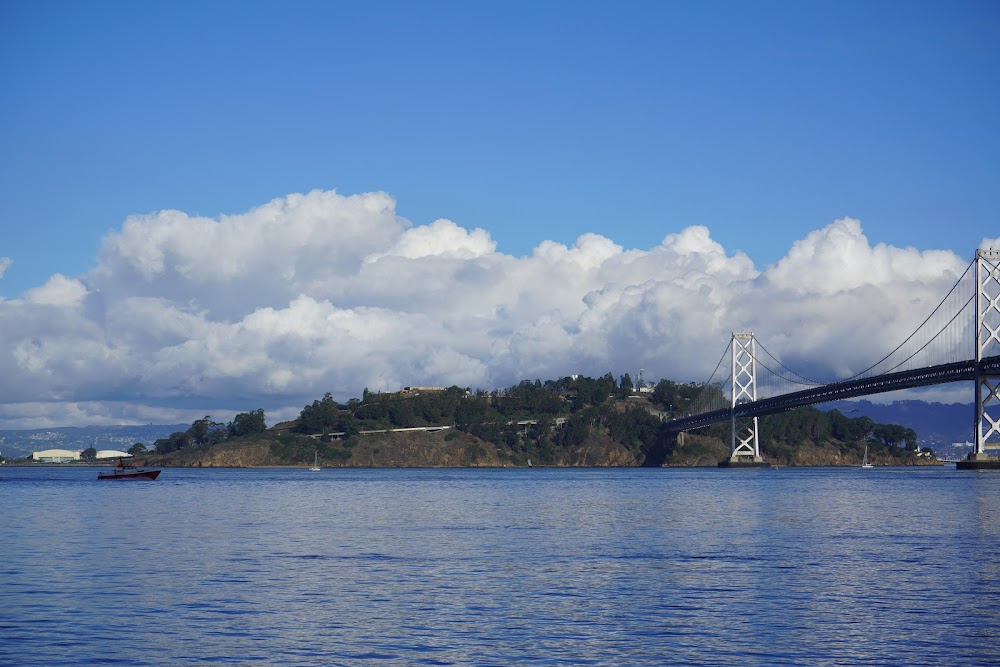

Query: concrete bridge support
[961,248,1000,469]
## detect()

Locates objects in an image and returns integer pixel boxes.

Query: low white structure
[95,450,132,460]
[32,449,81,463]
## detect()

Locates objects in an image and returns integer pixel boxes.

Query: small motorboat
[98,458,161,480]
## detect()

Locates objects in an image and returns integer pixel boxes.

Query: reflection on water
[2,466,998,665]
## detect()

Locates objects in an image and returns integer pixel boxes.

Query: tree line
[151,409,268,454]
[282,374,922,465]
[145,372,926,463]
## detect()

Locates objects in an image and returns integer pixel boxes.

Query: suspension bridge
[663,249,1000,469]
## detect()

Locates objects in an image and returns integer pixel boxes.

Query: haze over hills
[0,399,976,462]
[0,424,188,460]
[820,400,973,459]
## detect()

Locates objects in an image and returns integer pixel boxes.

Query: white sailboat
[862,445,873,468]
[310,451,321,471]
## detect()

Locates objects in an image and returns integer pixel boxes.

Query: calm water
[1,465,998,666]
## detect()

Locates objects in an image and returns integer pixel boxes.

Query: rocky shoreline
[122,429,942,469]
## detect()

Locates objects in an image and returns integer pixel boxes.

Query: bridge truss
[728,332,763,464]
[973,248,1000,459]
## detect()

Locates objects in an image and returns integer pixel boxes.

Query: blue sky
[0,1,998,429]
[2,1,997,298]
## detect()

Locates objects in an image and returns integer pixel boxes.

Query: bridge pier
[957,453,1000,469]
[959,249,1000,469]
[718,456,768,468]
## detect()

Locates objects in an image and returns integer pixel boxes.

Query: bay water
[2,465,998,666]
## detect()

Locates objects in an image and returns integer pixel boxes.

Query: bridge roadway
[665,355,1000,432]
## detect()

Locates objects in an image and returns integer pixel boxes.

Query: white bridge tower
[971,248,1000,461]
[728,331,765,465]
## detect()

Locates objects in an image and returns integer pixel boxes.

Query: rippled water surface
[2,465,999,665]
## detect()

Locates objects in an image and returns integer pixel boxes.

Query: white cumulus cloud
[368,218,495,261]
[0,188,982,428]
[24,274,89,307]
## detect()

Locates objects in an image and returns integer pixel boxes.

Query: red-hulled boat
[98,458,161,480]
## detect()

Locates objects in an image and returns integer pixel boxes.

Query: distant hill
[0,424,189,460]
[136,420,936,469]
[819,400,974,459]
[1,397,977,464]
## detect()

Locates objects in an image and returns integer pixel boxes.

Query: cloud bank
[0,189,993,429]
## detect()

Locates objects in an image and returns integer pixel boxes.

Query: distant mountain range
[0,424,188,459]
[818,400,975,459]
[0,400,980,462]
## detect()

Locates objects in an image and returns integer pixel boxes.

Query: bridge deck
[666,355,1000,432]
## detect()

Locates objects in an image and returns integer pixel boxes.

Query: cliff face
[141,429,644,468]
[343,431,643,467]
[142,440,279,467]
[139,428,939,469]
[662,433,730,467]
[341,431,505,467]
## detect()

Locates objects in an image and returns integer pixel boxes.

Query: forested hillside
[137,374,935,468]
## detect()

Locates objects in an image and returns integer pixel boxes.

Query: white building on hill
[96,450,132,460]
[32,449,81,463]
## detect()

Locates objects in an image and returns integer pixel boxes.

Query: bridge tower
[726,331,765,466]
[971,248,1000,462]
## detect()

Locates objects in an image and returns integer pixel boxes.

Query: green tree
[155,431,191,454]
[600,372,618,398]
[871,424,917,448]
[556,413,589,448]
[568,374,616,410]
[228,409,267,438]
[828,411,875,442]
[127,443,147,456]
[619,373,634,397]
[456,394,496,430]
[80,446,97,462]
[335,412,361,437]
[297,393,344,433]
[187,416,226,446]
